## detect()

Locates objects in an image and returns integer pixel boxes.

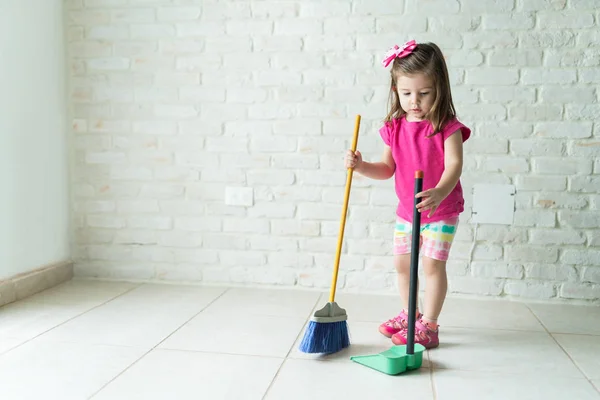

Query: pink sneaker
[379,310,423,338]
[391,319,439,349]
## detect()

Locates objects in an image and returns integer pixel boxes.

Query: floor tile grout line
[155,347,286,360]
[87,286,231,400]
[525,303,596,388]
[261,358,289,400]
[421,365,595,376]
[428,351,437,400]
[548,334,599,392]
[544,332,600,337]
[261,292,324,400]
[0,282,144,358]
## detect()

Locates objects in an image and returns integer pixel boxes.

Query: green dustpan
[350,344,426,375]
[351,170,427,375]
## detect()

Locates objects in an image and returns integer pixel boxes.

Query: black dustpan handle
[406,170,423,355]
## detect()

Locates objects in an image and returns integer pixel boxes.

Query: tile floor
[0,279,599,400]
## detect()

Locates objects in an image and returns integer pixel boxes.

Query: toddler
[345,40,471,349]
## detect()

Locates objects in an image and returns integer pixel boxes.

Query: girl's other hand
[415,188,447,218]
[345,150,363,170]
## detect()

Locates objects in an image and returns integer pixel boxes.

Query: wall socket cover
[225,186,253,207]
[471,183,515,225]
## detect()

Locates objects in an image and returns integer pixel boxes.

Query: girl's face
[395,73,435,122]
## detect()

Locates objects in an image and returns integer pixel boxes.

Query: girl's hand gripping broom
[298,115,361,354]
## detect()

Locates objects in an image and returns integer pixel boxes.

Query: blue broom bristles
[298,320,350,354]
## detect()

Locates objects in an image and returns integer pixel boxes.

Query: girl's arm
[416,130,463,216]
[347,146,395,180]
[435,130,464,196]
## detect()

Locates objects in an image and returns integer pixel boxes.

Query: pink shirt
[379,115,471,224]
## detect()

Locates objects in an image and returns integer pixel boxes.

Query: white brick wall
[67,0,600,303]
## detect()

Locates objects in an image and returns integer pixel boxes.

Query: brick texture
[66,1,600,303]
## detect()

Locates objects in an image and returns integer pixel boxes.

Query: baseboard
[0,261,73,307]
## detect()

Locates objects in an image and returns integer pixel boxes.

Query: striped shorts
[393,216,459,262]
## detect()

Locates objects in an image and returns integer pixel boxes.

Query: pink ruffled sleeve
[442,118,471,142]
[378,120,395,146]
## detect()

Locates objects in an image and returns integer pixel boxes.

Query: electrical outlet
[472,184,515,225]
[225,186,253,207]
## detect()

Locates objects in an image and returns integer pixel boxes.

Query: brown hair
[384,42,456,136]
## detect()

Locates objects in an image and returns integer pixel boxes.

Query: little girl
[345,40,471,349]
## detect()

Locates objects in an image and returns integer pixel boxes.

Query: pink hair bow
[381,40,417,67]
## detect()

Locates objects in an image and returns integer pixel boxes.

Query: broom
[299,114,361,354]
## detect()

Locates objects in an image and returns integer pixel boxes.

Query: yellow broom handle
[329,114,361,303]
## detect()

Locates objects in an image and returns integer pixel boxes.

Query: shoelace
[409,322,437,344]
[386,315,407,329]
[415,329,432,344]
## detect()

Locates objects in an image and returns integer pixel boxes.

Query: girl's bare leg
[421,256,448,327]
[394,254,420,317]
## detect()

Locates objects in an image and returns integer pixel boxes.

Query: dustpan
[351,170,426,375]
[350,344,425,375]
